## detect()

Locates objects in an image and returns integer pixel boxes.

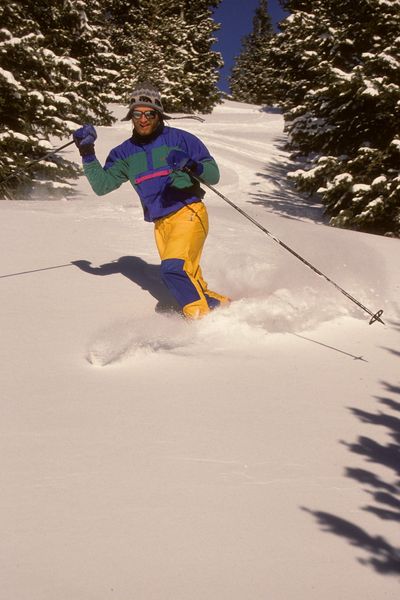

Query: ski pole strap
[185,169,384,326]
[168,115,205,123]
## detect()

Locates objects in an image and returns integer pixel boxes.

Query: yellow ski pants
[154,202,229,318]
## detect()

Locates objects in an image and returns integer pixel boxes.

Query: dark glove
[166,149,204,176]
[73,124,97,158]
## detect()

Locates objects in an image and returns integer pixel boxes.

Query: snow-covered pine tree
[230,0,275,105]
[108,0,223,113]
[172,0,223,112]
[14,0,118,125]
[0,2,83,198]
[0,1,118,198]
[270,0,400,236]
[44,0,120,125]
[104,0,162,96]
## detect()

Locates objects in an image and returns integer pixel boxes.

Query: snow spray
[187,169,384,326]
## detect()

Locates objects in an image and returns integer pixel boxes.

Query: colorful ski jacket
[82,124,220,222]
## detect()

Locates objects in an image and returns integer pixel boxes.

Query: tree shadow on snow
[249,151,328,224]
[72,256,180,314]
[303,376,400,576]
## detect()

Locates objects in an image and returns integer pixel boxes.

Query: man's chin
[133,121,160,137]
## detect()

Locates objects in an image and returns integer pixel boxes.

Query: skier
[73,82,230,319]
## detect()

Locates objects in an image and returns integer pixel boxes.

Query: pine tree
[0,2,81,197]
[230,0,275,105]
[269,0,400,236]
[17,0,118,125]
[0,1,119,198]
[108,0,223,113]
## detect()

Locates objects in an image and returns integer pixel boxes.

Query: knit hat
[121,82,168,121]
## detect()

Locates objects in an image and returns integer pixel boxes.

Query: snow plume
[86,290,349,368]
[84,236,384,367]
[86,314,192,366]
[85,307,269,367]
[208,251,278,299]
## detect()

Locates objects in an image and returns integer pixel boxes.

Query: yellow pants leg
[154,203,229,319]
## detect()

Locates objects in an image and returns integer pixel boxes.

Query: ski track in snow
[200,135,278,169]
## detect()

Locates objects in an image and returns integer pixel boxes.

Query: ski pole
[0,139,75,187]
[187,169,384,325]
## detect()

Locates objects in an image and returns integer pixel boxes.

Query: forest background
[0,0,399,236]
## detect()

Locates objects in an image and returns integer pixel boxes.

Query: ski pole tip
[369,309,384,325]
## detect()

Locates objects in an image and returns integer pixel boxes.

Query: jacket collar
[131,122,164,145]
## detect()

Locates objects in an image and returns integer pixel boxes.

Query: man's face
[132,106,160,136]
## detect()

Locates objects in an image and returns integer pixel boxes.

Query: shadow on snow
[72,256,180,314]
[303,374,400,576]
[247,150,327,225]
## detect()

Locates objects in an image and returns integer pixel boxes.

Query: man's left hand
[166,150,204,176]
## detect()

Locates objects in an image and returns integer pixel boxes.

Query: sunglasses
[131,110,159,120]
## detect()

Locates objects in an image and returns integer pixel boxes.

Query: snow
[0,66,24,90]
[372,175,387,186]
[365,197,383,209]
[378,0,400,6]
[361,82,379,97]
[29,90,45,102]
[57,55,82,76]
[332,172,353,185]
[37,139,54,151]
[1,100,399,599]
[49,93,72,106]
[378,52,400,69]
[330,67,352,81]
[2,131,30,143]
[390,138,400,151]
[352,183,371,192]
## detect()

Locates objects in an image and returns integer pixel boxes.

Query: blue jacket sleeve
[169,130,220,189]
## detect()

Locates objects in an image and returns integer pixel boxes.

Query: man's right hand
[73,124,97,158]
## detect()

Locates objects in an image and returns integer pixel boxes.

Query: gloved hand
[73,124,97,158]
[166,149,204,176]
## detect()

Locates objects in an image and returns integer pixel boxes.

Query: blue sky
[212,0,288,92]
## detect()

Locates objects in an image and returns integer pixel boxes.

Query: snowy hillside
[1,101,399,599]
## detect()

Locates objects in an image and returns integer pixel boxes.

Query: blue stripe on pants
[160,258,201,308]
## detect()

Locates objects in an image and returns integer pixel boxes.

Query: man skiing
[73,82,230,319]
